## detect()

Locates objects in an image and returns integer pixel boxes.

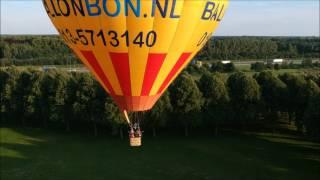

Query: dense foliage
[250,60,320,72]
[198,36,320,60]
[1,36,319,65]
[1,67,320,140]
[0,36,77,65]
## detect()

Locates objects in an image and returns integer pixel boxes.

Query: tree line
[1,36,319,65]
[250,59,320,72]
[1,67,320,140]
[197,36,320,60]
[0,36,77,65]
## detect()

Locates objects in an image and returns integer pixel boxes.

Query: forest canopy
[0,36,319,65]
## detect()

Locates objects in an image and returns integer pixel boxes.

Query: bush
[302,59,313,68]
[251,62,266,72]
[304,94,320,140]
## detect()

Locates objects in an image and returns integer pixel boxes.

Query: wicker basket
[130,137,142,147]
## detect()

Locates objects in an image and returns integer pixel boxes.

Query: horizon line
[1,34,319,38]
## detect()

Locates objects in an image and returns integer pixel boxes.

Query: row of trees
[186,62,236,76]
[186,60,320,77]
[198,36,320,60]
[1,36,319,65]
[251,60,320,72]
[0,36,77,65]
[1,67,320,139]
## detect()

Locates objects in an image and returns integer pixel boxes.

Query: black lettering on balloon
[152,0,169,18]
[71,0,85,16]
[103,0,121,17]
[57,0,70,17]
[85,0,101,16]
[210,3,220,21]
[50,0,61,17]
[125,0,140,17]
[170,0,180,18]
[216,4,225,22]
[42,0,51,16]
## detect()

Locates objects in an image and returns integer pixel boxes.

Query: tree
[0,69,9,122]
[0,67,19,123]
[255,71,287,132]
[40,70,69,129]
[198,72,228,105]
[279,74,320,132]
[305,72,320,87]
[29,70,44,126]
[198,72,229,135]
[274,63,280,70]
[227,72,261,130]
[0,41,11,60]
[303,94,320,140]
[170,73,203,136]
[39,70,57,128]
[224,63,236,72]
[53,71,69,131]
[303,79,320,98]
[211,62,224,72]
[251,62,266,72]
[12,69,43,126]
[301,59,313,68]
[87,80,108,136]
[71,73,99,136]
[64,73,79,132]
[3,36,319,65]
[145,91,172,137]
[105,95,126,139]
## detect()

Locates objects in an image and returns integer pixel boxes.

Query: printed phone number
[58,28,157,48]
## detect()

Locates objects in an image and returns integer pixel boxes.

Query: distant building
[67,68,77,72]
[221,60,231,64]
[273,59,284,63]
[268,59,284,64]
[67,67,89,73]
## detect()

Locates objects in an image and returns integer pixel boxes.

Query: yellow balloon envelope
[43,0,229,112]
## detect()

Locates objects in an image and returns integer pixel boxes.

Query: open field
[1,128,319,180]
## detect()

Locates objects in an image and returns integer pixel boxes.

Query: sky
[1,0,319,36]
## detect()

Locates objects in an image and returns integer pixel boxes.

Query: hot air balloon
[42,0,229,146]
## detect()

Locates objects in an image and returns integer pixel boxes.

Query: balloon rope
[123,110,131,125]
[138,112,142,128]
[137,112,140,129]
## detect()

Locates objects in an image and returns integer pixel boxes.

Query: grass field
[1,128,320,180]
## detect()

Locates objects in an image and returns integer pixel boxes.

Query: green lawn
[1,128,320,180]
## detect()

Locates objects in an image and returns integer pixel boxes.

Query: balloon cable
[123,110,131,125]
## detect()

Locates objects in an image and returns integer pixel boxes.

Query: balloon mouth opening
[111,94,161,112]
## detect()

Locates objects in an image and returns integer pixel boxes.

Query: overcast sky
[1,0,319,36]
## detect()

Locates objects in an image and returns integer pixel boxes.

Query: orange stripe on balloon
[110,94,161,112]
[141,53,167,96]
[109,52,132,96]
[80,50,115,95]
[157,52,192,94]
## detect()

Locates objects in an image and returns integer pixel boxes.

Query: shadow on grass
[1,128,320,180]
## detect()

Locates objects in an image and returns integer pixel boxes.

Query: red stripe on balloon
[111,95,126,111]
[80,50,115,95]
[157,52,192,94]
[141,53,167,96]
[110,94,162,112]
[109,52,132,96]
